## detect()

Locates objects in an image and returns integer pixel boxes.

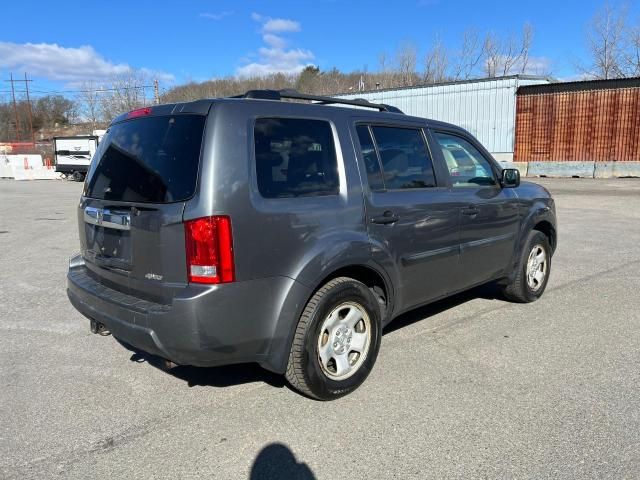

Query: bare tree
[321,68,347,94]
[483,32,501,77]
[155,19,538,103]
[452,28,485,80]
[519,23,534,74]
[396,42,418,86]
[623,23,640,76]
[483,23,536,77]
[78,81,102,130]
[377,51,394,89]
[424,35,449,83]
[100,70,151,121]
[500,35,520,76]
[583,3,627,79]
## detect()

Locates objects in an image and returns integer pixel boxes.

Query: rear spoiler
[111,100,212,125]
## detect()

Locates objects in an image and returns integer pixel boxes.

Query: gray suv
[67,89,557,400]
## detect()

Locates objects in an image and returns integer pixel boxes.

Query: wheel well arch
[314,264,392,322]
[533,220,557,252]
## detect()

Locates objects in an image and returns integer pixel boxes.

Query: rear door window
[369,126,437,190]
[85,115,205,203]
[254,118,339,198]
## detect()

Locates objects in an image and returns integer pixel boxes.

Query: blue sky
[0,0,638,97]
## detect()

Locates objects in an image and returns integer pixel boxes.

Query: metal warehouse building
[337,75,550,162]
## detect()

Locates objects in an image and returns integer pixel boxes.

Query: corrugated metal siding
[337,76,549,154]
[514,87,640,162]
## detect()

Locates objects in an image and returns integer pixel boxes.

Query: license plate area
[84,207,133,271]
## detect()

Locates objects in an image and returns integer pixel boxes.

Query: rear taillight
[184,216,235,284]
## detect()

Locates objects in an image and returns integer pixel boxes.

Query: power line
[1,76,162,132]
[35,85,155,94]
[0,85,155,95]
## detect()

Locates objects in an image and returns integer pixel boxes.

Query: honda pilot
[67,89,557,400]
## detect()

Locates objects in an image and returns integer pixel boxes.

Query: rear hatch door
[78,111,207,303]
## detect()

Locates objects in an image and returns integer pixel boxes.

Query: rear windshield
[85,115,205,203]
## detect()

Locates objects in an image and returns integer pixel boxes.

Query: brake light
[184,216,235,284]
[127,107,152,119]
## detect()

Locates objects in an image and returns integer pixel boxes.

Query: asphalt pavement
[0,178,638,479]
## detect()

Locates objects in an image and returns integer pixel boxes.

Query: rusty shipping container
[514,78,640,162]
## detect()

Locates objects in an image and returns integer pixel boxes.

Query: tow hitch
[90,319,111,336]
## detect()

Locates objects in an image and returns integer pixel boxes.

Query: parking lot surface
[1,178,639,479]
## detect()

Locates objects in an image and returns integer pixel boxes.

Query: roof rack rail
[232,89,404,114]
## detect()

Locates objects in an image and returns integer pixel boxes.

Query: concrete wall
[0,155,61,180]
[504,161,640,178]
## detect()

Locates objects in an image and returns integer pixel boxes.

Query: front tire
[285,277,382,400]
[502,230,552,303]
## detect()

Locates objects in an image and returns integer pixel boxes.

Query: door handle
[371,210,399,225]
[461,206,480,217]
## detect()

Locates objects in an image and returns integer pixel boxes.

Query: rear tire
[502,230,552,303]
[285,277,382,400]
[72,171,85,182]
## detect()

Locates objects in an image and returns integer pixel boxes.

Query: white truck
[54,135,99,181]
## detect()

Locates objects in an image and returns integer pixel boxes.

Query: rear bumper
[56,164,88,174]
[67,258,309,372]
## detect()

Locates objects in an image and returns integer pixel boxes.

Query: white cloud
[485,55,552,77]
[237,14,314,77]
[0,42,174,84]
[238,48,314,77]
[250,12,301,33]
[263,33,287,49]
[556,73,590,82]
[199,11,233,21]
[262,18,301,33]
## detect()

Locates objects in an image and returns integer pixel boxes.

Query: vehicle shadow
[383,282,503,335]
[250,443,316,480]
[165,362,286,389]
[118,282,503,391]
[117,340,286,389]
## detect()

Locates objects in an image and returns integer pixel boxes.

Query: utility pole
[3,73,35,144]
[23,73,35,145]
[5,73,21,142]
[153,79,160,105]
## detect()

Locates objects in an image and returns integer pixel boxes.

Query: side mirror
[501,168,520,188]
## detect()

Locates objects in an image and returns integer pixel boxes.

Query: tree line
[161,5,640,103]
[1,3,638,142]
[0,95,76,142]
[161,23,537,103]
[0,70,153,141]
